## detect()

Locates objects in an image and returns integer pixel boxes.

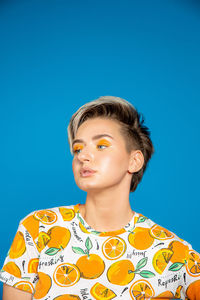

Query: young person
[1,96,199,299]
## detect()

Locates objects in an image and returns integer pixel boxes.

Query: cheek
[99,152,126,172]
[72,159,77,174]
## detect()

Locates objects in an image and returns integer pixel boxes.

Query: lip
[80,167,97,177]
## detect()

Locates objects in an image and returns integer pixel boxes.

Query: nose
[77,147,93,162]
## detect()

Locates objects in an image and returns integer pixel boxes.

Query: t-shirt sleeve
[0,212,40,295]
[184,242,200,300]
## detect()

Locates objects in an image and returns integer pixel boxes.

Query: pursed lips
[80,167,97,176]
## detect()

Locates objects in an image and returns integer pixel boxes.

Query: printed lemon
[90,282,117,299]
[53,263,80,287]
[186,280,200,299]
[150,225,174,240]
[47,226,71,250]
[9,231,26,259]
[54,295,81,300]
[3,262,21,278]
[59,207,75,221]
[168,241,189,264]
[28,258,39,273]
[152,248,173,274]
[128,227,154,250]
[34,272,52,299]
[102,236,126,260]
[34,209,57,225]
[107,259,135,285]
[186,250,200,277]
[14,281,34,294]
[129,279,155,299]
[79,222,91,234]
[76,254,105,279]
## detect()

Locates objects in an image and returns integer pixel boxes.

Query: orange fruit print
[107,259,135,285]
[128,227,154,250]
[53,263,80,287]
[9,231,26,259]
[14,281,34,294]
[76,253,105,279]
[102,236,127,260]
[34,272,52,299]
[129,279,155,299]
[34,209,58,224]
[150,225,174,240]
[3,261,21,278]
[0,203,200,299]
[186,250,200,277]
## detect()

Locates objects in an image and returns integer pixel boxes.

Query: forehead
[75,118,121,137]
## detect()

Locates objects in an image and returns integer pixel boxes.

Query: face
[72,117,142,193]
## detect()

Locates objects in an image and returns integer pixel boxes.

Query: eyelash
[73,143,108,154]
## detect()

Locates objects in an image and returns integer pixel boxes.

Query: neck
[79,189,134,232]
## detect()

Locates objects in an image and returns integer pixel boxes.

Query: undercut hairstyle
[67,96,155,193]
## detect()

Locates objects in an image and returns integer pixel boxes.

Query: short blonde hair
[67,96,155,192]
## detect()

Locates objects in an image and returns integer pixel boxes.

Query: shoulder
[135,212,193,249]
[19,203,77,236]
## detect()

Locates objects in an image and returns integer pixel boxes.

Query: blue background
[0,0,200,295]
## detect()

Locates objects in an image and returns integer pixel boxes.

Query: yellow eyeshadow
[73,139,111,153]
[98,139,111,146]
[73,144,83,152]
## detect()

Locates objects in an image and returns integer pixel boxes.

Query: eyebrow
[72,134,114,147]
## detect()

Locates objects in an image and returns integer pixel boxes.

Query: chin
[76,182,104,192]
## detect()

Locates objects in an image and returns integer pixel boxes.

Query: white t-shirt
[0,203,200,299]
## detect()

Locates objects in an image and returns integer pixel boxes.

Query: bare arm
[3,284,33,300]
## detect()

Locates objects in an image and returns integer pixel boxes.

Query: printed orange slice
[129,279,155,299]
[154,291,174,298]
[150,225,174,240]
[9,231,26,259]
[102,236,126,260]
[107,259,135,285]
[28,258,39,273]
[186,250,200,277]
[59,207,75,221]
[152,248,173,274]
[175,285,183,298]
[76,253,105,279]
[53,263,80,287]
[90,282,117,299]
[128,227,154,250]
[34,272,52,299]
[3,262,21,278]
[14,281,34,294]
[154,290,174,298]
[36,232,51,252]
[34,209,57,225]
[186,279,200,299]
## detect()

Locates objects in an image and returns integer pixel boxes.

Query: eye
[73,145,83,154]
[97,144,107,150]
[73,149,81,154]
[97,139,111,150]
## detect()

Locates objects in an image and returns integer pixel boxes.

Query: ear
[128,150,144,173]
